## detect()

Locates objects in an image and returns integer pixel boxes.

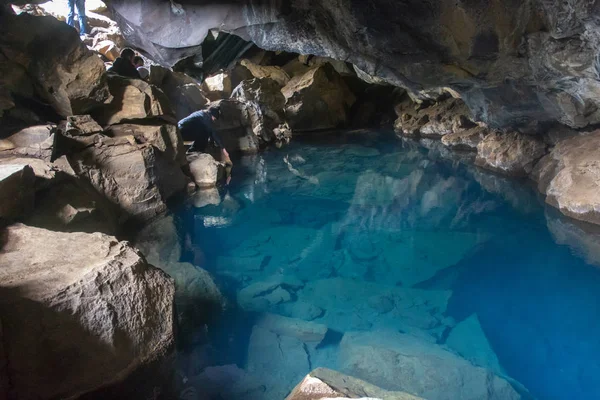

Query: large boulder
[0,125,55,160]
[532,130,600,225]
[239,59,291,86]
[286,368,424,400]
[475,131,547,177]
[0,12,110,118]
[340,331,522,400]
[0,224,175,399]
[187,153,225,188]
[202,72,233,101]
[231,78,292,146]
[95,75,175,126]
[0,164,35,220]
[149,65,208,120]
[281,64,356,132]
[66,134,188,223]
[211,99,262,153]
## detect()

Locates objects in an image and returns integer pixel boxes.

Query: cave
[2,1,600,399]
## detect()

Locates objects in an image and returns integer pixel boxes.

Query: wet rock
[340,331,522,400]
[254,313,328,343]
[546,208,600,267]
[68,134,187,223]
[237,276,302,311]
[187,153,225,188]
[0,224,175,400]
[211,99,261,153]
[442,126,489,151]
[446,314,505,377]
[286,368,424,400]
[281,64,356,132]
[0,125,55,160]
[0,164,35,220]
[0,12,110,118]
[532,130,600,225]
[187,364,266,400]
[281,301,324,322]
[367,294,395,314]
[475,131,547,177]
[239,59,291,86]
[192,188,222,208]
[246,325,310,399]
[231,78,292,146]
[96,75,175,126]
[106,122,186,166]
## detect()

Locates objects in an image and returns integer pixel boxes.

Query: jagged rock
[150,65,208,120]
[239,59,291,86]
[231,78,292,146]
[532,130,600,225]
[0,164,35,220]
[94,39,120,61]
[106,123,186,166]
[446,314,505,377]
[394,97,474,138]
[65,115,103,136]
[67,134,187,223]
[0,224,175,399]
[202,72,233,101]
[0,125,55,160]
[96,75,175,126]
[340,331,522,400]
[281,64,356,132]
[246,325,311,399]
[254,313,328,343]
[211,99,262,153]
[187,153,225,188]
[442,126,489,151]
[475,131,547,177]
[286,368,424,400]
[0,12,110,118]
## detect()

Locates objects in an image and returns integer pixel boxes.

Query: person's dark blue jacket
[178,110,224,150]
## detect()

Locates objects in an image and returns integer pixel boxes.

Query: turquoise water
[172,131,600,400]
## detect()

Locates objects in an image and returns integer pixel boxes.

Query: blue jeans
[67,0,87,35]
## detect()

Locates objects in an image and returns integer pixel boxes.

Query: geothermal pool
[171,131,600,400]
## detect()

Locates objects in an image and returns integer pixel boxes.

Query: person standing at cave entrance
[178,106,231,165]
[107,48,141,79]
[67,0,88,36]
[133,56,150,80]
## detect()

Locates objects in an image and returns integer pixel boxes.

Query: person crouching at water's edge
[178,106,230,162]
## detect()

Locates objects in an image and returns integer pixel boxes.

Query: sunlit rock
[281,64,356,132]
[532,130,600,225]
[0,125,55,160]
[0,164,35,220]
[475,131,547,177]
[202,72,233,101]
[0,224,175,399]
[340,331,522,400]
[286,368,424,400]
[239,59,291,87]
[187,153,225,188]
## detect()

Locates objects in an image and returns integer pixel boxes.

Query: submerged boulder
[0,224,175,399]
[340,331,522,400]
[532,130,600,225]
[281,64,356,132]
[0,12,110,118]
[475,131,547,177]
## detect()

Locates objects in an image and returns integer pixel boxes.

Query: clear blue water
[172,131,600,400]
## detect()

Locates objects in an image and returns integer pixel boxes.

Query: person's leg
[75,0,87,34]
[67,0,76,28]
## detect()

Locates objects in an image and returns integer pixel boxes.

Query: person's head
[120,48,136,63]
[133,56,144,68]
[208,106,221,121]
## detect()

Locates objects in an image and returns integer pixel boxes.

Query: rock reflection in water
[165,133,600,400]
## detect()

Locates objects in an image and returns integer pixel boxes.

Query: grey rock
[211,99,262,153]
[0,224,175,399]
[0,164,35,220]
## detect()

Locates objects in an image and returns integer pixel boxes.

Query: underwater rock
[237,275,303,312]
[95,75,175,126]
[254,313,328,343]
[187,153,225,188]
[340,331,522,400]
[281,64,356,132]
[280,301,325,322]
[0,224,175,399]
[532,130,600,225]
[545,207,600,266]
[246,325,311,399]
[187,364,266,400]
[286,368,424,400]
[0,164,35,220]
[446,314,505,377]
[475,131,547,177]
[231,77,292,146]
[192,188,222,208]
[0,12,110,118]
[68,134,187,223]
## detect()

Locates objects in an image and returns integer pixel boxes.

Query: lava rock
[475,131,547,177]
[0,224,175,399]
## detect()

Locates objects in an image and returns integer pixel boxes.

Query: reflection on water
[169,132,600,400]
